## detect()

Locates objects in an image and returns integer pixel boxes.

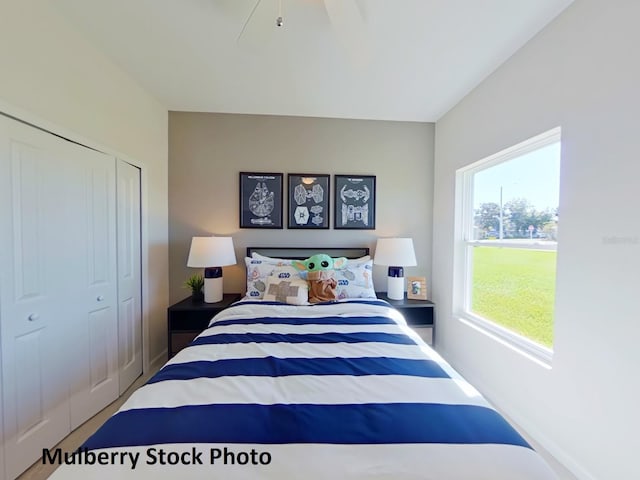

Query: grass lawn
[472,246,556,347]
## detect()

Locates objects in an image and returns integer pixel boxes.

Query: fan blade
[323,0,370,67]
[237,0,278,47]
[237,0,264,43]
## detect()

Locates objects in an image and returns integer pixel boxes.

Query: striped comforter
[50,299,556,479]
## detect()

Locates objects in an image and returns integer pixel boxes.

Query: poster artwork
[334,175,376,230]
[240,172,283,229]
[293,183,324,226]
[288,174,330,229]
[248,178,275,226]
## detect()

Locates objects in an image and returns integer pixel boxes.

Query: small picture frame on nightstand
[407,276,427,300]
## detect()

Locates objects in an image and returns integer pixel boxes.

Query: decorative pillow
[334,259,377,299]
[346,255,371,265]
[251,252,293,265]
[252,252,370,266]
[263,276,309,305]
[245,257,300,299]
[247,252,375,299]
[271,265,304,281]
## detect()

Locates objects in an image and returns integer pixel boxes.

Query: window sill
[457,312,553,369]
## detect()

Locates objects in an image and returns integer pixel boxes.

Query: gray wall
[169,112,434,304]
[433,1,639,478]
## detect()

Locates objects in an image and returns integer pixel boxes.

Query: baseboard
[480,385,595,480]
[504,409,595,480]
[435,344,593,480]
[149,348,168,373]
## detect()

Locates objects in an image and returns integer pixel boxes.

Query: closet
[0,115,142,479]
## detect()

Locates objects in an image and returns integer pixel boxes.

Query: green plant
[184,273,204,295]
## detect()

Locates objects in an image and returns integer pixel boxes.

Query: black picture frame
[334,175,376,230]
[239,172,283,229]
[287,173,330,229]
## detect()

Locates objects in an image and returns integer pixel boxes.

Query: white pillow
[334,259,377,299]
[346,255,371,265]
[271,265,304,280]
[263,276,309,305]
[247,252,375,299]
[250,252,293,265]
[245,257,300,299]
[252,252,370,266]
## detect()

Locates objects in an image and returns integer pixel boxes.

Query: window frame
[456,127,561,365]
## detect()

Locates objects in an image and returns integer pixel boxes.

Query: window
[456,128,561,362]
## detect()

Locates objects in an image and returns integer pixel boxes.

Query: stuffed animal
[293,253,347,303]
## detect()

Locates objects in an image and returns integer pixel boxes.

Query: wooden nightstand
[167,293,242,357]
[376,292,436,345]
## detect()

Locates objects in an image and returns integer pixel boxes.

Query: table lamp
[187,236,237,303]
[373,238,417,300]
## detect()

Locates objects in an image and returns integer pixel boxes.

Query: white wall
[433,1,639,478]
[0,0,169,367]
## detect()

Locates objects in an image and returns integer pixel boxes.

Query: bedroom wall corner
[168,112,434,305]
[432,1,640,479]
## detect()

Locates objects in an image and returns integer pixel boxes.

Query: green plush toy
[293,254,347,303]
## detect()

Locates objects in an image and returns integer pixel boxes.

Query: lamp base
[387,276,404,300]
[204,267,223,303]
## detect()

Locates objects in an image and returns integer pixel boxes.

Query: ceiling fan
[237,0,369,65]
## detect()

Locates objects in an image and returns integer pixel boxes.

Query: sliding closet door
[0,115,121,476]
[67,144,119,430]
[117,159,143,394]
[0,117,73,479]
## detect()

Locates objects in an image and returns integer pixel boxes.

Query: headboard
[246,247,370,260]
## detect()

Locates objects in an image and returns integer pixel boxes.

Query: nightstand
[167,293,242,358]
[376,292,436,345]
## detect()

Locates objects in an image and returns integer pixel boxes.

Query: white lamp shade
[187,236,237,267]
[373,238,417,267]
[374,238,417,300]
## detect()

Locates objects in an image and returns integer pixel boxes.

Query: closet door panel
[117,160,142,394]
[0,118,71,479]
[11,147,46,300]
[86,165,111,284]
[88,307,112,384]
[13,330,55,435]
[68,149,118,430]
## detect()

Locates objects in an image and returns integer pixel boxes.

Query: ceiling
[53,0,573,122]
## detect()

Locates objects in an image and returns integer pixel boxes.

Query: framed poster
[334,175,376,229]
[239,172,283,228]
[407,276,428,300]
[287,173,330,229]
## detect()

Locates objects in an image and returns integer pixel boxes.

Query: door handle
[28,313,40,321]
[97,295,105,302]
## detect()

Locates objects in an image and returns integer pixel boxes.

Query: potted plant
[184,273,205,301]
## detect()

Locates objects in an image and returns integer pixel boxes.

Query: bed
[49,247,556,479]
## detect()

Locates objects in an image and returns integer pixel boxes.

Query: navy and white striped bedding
[50,299,556,479]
